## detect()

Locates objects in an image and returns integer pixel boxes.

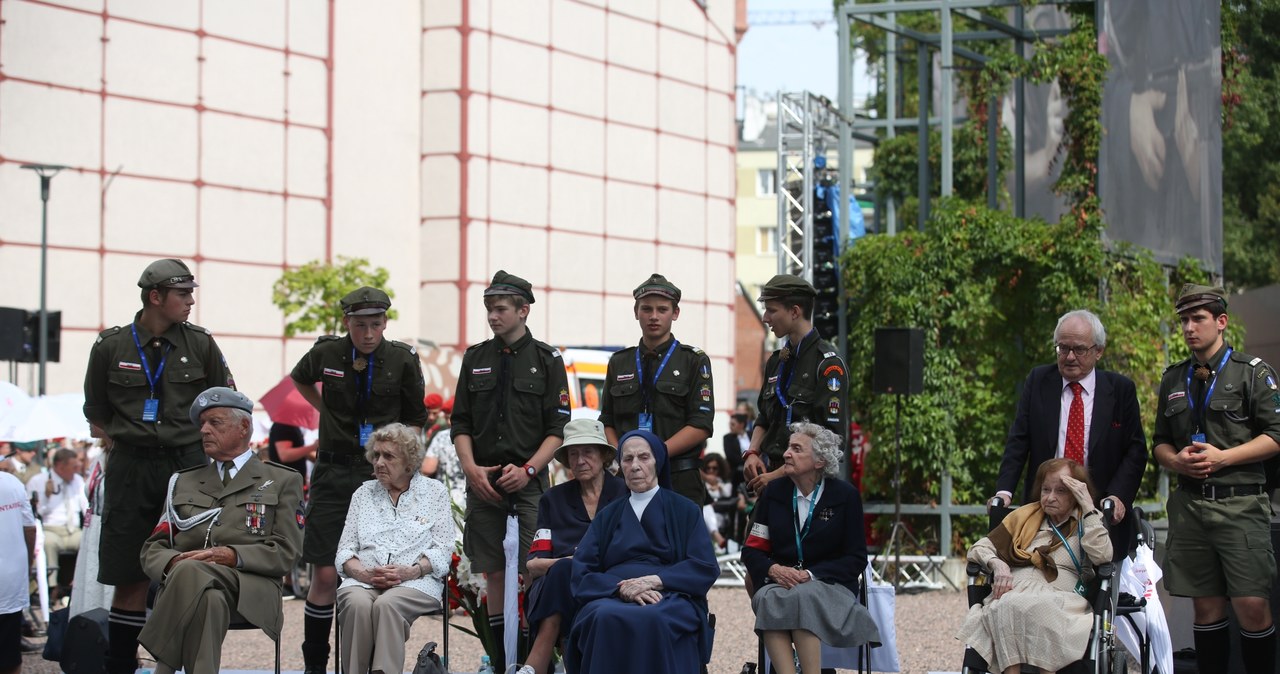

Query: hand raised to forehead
[1059,474,1093,511]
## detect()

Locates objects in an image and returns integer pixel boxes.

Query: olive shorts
[1163,487,1277,599]
[303,460,374,565]
[98,443,205,585]
[463,475,547,574]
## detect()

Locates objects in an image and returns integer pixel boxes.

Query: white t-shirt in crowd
[0,471,36,614]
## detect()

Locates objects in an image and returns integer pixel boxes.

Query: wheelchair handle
[1101,498,1115,522]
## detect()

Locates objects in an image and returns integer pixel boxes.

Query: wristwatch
[523,463,537,478]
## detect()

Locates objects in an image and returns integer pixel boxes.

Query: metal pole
[1014,5,1026,218]
[886,3,899,235]
[802,95,815,284]
[940,0,954,196]
[19,164,67,396]
[917,43,930,230]
[987,93,999,209]
[837,10,853,359]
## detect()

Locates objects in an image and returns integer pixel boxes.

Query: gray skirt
[751,580,882,648]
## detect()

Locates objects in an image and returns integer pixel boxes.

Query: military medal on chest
[246,502,266,535]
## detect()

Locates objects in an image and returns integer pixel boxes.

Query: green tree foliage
[271,256,397,337]
[1221,1,1280,290]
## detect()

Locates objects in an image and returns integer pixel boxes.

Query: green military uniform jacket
[1154,343,1280,487]
[451,330,571,467]
[83,314,234,449]
[139,455,303,655]
[291,335,428,455]
[599,336,715,456]
[756,331,849,466]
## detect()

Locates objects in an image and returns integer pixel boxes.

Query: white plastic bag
[815,566,900,672]
[1116,542,1173,674]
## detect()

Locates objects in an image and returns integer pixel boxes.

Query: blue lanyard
[1047,518,1084,575]
[352,347,376,402]
[775,330,815,423]
[130,324,171,398]
[791,479,823,568]
[1184,346,1232,421]
[635,339,678,411]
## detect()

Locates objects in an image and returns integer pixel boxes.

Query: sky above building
[736,0,874,106]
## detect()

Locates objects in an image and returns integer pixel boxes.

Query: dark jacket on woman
[742,477,867,595]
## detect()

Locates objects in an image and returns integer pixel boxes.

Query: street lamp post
[19,163,68,396]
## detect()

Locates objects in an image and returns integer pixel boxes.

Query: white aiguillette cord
[163,472,222,548]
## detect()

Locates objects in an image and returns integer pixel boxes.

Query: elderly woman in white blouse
[336,423,456,674]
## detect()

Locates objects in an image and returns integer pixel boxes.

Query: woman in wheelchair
[741,423,881,674]
[957,458,1112,674]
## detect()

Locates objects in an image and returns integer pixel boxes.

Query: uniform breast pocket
[1210,394,1250,424]
[232,492,279,536]
[608,380,643,414]
[654,379,691,413]
[175,493,218,520]
[322,370,353,412]
[512,376,547,418]
[372,373,403,398]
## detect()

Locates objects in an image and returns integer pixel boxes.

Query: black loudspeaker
[0,307,26,361]
[26,310,61,362]
[61,607,108,672]
[873,327,924,395]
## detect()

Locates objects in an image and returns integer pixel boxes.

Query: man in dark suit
[990,310,1148,559]
[722,413,750,493]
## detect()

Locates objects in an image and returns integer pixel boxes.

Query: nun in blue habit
[564,429,719,674]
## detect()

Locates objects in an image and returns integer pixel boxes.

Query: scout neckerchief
[352,345,376,446]
[776,330,815,425]
[636,338,678,431]
[1184,346,1232,438]
[130,324,172,422]
[791,478,824,569]
[1047,516,1087,596]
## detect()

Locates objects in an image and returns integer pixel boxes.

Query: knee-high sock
[489,613,506,665]
[1240,624,1276,674]
[106,608,147,674]
[302,601,335,668]
[1193,619,1231,674]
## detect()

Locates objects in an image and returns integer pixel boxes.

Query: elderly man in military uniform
[599,273,715,503]
[82,258,235,674]
[290,286,427,673]
[138,387,303,674]
[1153,284,1280,674]
[452,270,570,663]
[742,274,849,494]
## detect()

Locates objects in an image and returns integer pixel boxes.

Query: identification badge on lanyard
[1191,432,1206,445]
[1074,579,1087,597]
[142,398,159,422]
[359,423,374,447]
[637,412,653,432]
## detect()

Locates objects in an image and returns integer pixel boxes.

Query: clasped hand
[768,564,811,589]
[617,575,663,605]
[171,546,237,570]
[365,563,417,589]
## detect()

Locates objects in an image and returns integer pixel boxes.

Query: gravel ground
[20,588,972,674]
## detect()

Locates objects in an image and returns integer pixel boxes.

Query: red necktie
[1065,382,1085,464]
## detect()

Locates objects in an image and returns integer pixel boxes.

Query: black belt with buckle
[317,450,370,466]
[669,456,701,472]
[1181,482,1265,500]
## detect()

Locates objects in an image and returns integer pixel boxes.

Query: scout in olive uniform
[743,274,849,494]
[290,286,427,674]
[82,258,235,674]
[452,270,570,663]
[139,387,304,674]
[1153,284,1280,674]
[599,273,715,504]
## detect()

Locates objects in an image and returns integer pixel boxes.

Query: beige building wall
[0,0,739,423]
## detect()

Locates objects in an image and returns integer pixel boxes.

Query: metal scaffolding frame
[836,0,1086,234]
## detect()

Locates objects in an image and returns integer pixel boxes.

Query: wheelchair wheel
[290,561,312,599]
[1108,649,1128,674]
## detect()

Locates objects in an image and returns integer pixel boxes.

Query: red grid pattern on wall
[0,0,335,347]
[421,0,739,350]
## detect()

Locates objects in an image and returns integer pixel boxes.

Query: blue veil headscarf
[616,429,671,490]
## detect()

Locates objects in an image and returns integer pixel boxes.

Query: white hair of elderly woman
[788,422,842,478]
[362,422,424,467]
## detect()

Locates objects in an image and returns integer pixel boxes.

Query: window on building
[756,226,777,256]
[756,169,776,197]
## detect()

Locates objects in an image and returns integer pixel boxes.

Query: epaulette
[181,321,212,336]
[388,339,417,355]
[314,335,342,345]
[464,340,490,353]
[678,343,705,356]
[263,459,294,471]
[534,340,563,358]
[94,326,122,345]
[175,463,206,474]
[1164,355,1193,373]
